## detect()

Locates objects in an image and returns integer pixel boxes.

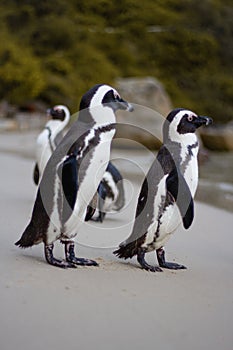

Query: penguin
[114,108,212,272]
[33,105,70,185]
[94,161,125,222]
[35,105,124,223]
[15,84,133,268]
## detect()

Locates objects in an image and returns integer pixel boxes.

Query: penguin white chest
[183,147,199,197]
[143,176,181,250]
[80,130,115,201]
[65,129,115,235]
[102,172,119,212]
[36,130,52,174]
[143,161,194,251]
[144,204,181,251]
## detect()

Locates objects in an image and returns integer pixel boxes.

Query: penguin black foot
[137,250,163,272]
[44,244,76,268]
[91,217,102,223]
[156,247,187,270]
[64,241,98,267]
[91,211,105,223]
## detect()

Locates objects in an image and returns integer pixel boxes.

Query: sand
[0,138,233,350]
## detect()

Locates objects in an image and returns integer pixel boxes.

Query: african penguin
[114,108,212,272]
[33,105,70,185]
[15,84,133,268]
[93,161,125,222]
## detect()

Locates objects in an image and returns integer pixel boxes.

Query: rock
[200,123,233,151]
[15,112,48,130]
[116,77,173,115]
[114,77,173,149]
[0,100,17,119]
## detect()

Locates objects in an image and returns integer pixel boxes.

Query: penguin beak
[195,115,213,127]
[118,98,134,112]
[46,108,52,117]
[126,102,134,112]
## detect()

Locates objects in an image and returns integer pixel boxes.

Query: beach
[0,132,232,350]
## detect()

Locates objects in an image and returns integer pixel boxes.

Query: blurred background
[0,0,232,210]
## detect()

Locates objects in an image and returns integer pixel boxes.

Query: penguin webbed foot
[67,256,98,266]
[156,247,187,270]
[44,243,77,269]
[64,241,98,267]
[91,211,106,223]
[91,216,103,223]
[137,250,163,272]
[159,261,187,270]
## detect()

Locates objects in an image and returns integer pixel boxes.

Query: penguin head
[47,105,70,122]
[79,84,133,113]
[101,88,134,112]
[163,108,213,143]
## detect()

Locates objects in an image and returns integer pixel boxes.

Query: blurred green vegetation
[0,0,232,122]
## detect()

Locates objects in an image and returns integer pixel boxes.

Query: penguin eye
[187,115,194,122]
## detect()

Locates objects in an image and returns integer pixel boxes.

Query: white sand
[0,150,232,350]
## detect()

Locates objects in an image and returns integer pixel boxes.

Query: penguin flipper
[166,168,194,229]
[85,192,97,221]
[58,154,78,222]
[95,182,107,222]
[33,163,40,185]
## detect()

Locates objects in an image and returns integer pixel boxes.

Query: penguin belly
[155,204,181,248]
[102,172,119,213]
[183,157,198,197]
[143,203,182,251]
[36,131,51,175]
[142,176,182,251]
[64,130,115,237]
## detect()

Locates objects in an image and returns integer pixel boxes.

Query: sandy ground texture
[0,137,233,350]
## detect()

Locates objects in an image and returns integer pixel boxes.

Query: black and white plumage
[114,108,212,272]
[16,84,133,268]
[94,161,125,222]
[33,105,70,185]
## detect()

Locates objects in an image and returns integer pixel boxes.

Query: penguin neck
[165,134,199,166]
[78,105,116,130]
[166,127,198,146]
[46,112,70,137]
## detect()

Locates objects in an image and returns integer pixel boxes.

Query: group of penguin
[15,84,212,271]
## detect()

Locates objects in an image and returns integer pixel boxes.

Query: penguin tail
[15,223,42,248]
[113,241,138,260]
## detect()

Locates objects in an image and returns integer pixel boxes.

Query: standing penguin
[94,161,125,223]
[15,84,133,268]
[33,105,70,185]
[114,108,212,271]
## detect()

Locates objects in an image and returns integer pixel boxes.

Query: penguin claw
[156,248,187,270]
[142,264,163,272]
[137,251,163,272]
[63,241,98,267]
[46,257,77,269]
[66,257,99,267]
[91,217,103,223]
[44,243,77,268]
[159,262,187,270]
